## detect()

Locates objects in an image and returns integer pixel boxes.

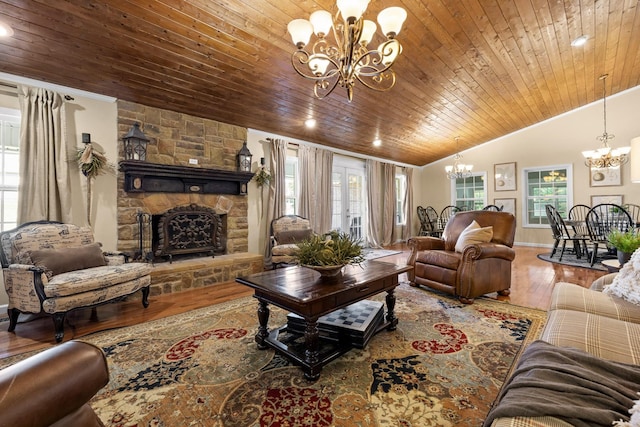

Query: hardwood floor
[0,245,607,359]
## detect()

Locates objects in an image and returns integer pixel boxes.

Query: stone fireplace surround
[116,100,263,296]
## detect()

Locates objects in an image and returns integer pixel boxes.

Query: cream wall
[414,85,640,247]
[66,96,119,249]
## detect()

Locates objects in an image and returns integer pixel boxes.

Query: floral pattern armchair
[270,215,313,268]
[0,221,152,342]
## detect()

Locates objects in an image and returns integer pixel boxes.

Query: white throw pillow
[603,248,640,305]
[454,220,493,253]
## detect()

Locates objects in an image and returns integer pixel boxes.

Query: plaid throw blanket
[483,340,640,427]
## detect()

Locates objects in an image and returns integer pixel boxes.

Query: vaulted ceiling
[0,1,638,166]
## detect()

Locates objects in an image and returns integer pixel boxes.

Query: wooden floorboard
[0,244,607,359]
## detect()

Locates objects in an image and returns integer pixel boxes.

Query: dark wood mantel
[119,161,254,195]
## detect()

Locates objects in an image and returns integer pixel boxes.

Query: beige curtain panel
[17,85,72,224]
[264,138,287,267]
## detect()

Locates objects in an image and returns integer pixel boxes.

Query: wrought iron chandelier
[445,138,473,179]
[286,0,407,101]
[582,74,630,169]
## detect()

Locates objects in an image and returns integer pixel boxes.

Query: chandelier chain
[582,74,630,169]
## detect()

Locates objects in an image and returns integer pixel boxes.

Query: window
[523,165,572,227]
[0,109,20,232]
[451,173,486,210]
[284,156,298,215]
[395,174,406,225]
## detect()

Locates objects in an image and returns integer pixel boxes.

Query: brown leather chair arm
[0,341,109,427]
[407,236,445,252]
[406,237,446,282]
[460,242,516,262]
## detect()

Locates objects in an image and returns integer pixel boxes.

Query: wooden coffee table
[236,260,413,380]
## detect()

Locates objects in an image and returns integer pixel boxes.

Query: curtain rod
[0,80,74,100]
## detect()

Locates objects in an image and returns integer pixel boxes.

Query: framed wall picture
[494,162,517,191]
[590,195,623,206]
[495,198,516,215]
[590,167,621,187]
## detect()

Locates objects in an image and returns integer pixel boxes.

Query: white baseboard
[514,241,554,249]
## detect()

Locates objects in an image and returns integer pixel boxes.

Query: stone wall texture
[116,100,260,295]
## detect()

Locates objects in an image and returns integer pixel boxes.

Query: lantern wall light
[122,123,149,161]
[237,141,252,172]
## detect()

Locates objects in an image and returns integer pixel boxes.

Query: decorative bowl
[303,264,345,278]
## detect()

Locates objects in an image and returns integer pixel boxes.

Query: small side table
[601,259,621,273]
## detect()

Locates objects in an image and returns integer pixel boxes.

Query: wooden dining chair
[623,203,640,226]
[425,206,441,237]
[568,204,591,256]
[438,205,462,233]
[585,204,634,266]
[482,204,503,211]
[417,206,430,236]
[545,204,586,261]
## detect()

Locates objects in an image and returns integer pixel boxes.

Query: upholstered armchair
[0,221,152,342]
[407,210,516,304]
[270,215,313,268]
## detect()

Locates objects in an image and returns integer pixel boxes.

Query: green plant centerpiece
[607,228,640,266]
[295,231,365,277]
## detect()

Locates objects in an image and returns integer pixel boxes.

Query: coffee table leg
[256,300,270,350]
[386,288,398,331]
[304,318,321,381]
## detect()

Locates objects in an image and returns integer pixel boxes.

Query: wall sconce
[122,123,149,161]
[237,141,252,172]
[631,136,640,183]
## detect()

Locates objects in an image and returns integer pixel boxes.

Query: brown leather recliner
[0,341,109,427]
[407,210,516,304]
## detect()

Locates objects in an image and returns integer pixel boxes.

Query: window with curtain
[284,156,298,215]
[524,165,572,226]
[451,173,486,210]
[0,108,20,231]
[395,174,406,225]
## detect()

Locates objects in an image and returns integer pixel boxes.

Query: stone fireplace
[116,100,263,296]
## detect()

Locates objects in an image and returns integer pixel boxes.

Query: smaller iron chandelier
[445,138,473,179]
[287,1,407,101]
[582,74,630,169]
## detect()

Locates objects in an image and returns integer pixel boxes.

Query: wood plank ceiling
[0,0,638,166]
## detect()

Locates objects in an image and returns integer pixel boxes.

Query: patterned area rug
[0,285,546,426]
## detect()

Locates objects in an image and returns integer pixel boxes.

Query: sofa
[0,340,109,427]
[487,271,640,426]
[0,221,152,342]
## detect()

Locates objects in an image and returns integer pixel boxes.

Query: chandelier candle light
[582,74,631,169]
[445,137,473,179]
[287,0,407,101]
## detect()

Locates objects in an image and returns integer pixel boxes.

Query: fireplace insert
[138,204,227,263]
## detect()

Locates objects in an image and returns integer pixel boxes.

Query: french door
[332,163,366,245]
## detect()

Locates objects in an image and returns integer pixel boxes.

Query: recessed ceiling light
[0,21,14,38]
[304,118,316,128]
[571,35,588,47]
[372,139,382,147]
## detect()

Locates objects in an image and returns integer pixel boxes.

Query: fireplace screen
[138,204,227,263]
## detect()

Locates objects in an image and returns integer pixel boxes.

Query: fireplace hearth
[138,204,227,263]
